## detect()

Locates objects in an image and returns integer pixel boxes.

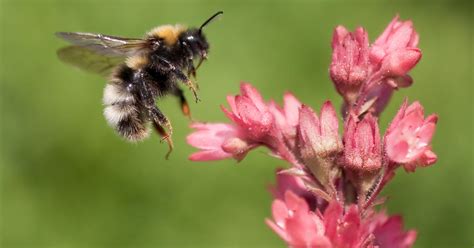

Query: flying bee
[56,11,223,158]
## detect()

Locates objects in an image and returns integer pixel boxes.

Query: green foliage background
[1,0,472,247]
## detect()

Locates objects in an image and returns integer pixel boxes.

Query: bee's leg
[133,69,174,157]
[153,121,173,159]
[151,55,200,102]
[187,54,208,92]
[186,61,199,90]
[148,105,174,159]
[186,59,196,77]
[147,105,172,135]
[136,79,172,134]
[173,70,200,103]
[172,87,192,120]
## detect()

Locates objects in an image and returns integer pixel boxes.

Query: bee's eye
[186,36,195,41]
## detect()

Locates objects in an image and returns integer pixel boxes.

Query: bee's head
[180,11,223,60]
[181,28,209,59]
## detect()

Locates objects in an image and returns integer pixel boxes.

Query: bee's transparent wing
[56,32,149,56]
[57,46,125,76]
[56,32,151,76]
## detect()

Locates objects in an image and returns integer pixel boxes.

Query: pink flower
[187,83,303,164]
[330,26,369,102]
[353,15,421,116]
[385,100,438,172]
[369,212,417,248]
[187,123,254,161]
[297,102,342,158]
[295,102,342,190]
[324,202,416,248]
[371,15,419,65]
[323,201,370,248]
[268,198,417,248]
[343,114,382,172]
[268,92,302,139]
[266,191,332,248]
[369,15,421,87]
[222,83,274,141]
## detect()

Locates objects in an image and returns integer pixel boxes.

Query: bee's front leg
[172,70,200,103]
[186,60,200,90]
[150,55,200,102]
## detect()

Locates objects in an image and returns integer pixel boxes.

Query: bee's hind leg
[133,69,174,158]
[148,105,174,159]
[152,120,173,159]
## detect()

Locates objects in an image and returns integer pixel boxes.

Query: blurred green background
[1,0,472,247]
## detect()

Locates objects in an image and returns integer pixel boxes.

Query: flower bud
[330,26,369,103]
[343,114,382,172]
[296,102,342,190]
[297,102,342,158]
[370,15,419,66]
[363,15,422,116]
[368,16,420,77]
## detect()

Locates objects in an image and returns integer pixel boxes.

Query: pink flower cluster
[187,15,438,247]
[266,173,417,248]
[331,15,421,116]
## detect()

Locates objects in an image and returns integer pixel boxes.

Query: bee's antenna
[199,11,223,34]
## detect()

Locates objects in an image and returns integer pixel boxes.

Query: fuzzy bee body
[103,65,150,141]
[56,12,223,156]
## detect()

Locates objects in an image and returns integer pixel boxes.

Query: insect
[56,11,223,158]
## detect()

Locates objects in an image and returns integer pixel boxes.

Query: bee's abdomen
[103,79,150,141]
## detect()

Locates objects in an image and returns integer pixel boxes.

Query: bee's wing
[56,32,149,56]
[57,46,126,76]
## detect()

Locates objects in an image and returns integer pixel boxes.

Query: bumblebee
[56,11,223,157]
